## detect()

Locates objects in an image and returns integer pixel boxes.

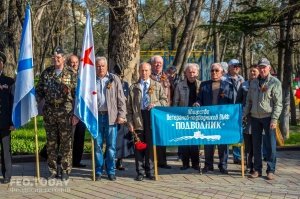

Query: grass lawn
[11,116,92,155]
[11,117,300,155]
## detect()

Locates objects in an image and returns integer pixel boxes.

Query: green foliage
[285,125,300,145]
[11,116,92,155]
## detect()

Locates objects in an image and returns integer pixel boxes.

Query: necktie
[142,82,150,109]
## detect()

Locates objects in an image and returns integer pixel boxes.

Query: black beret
[54,46,65,55]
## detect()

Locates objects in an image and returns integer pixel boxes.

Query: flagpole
[91,138,96,181]
[34,116,40,182]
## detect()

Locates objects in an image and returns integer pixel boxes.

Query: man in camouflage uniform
[36,47,77,181]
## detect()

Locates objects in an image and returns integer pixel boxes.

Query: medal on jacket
[0,84,8,90]
[260,85,268,92]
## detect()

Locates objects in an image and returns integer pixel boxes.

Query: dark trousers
[244,133,253,170]
[251,117,276,174]
[181,145,199,167]
[0,130,12,179]
[204,144,228,170]
[72,121,86,165]
[157,146,167,166]
[135,110,154,175]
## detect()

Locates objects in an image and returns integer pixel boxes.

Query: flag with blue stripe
[12,5,38,128]
[74,11,98,138]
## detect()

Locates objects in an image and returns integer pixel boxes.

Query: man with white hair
[244,58,282,180]
[194,63,234,174]
[173,63,201,170]
[150,55,172,169]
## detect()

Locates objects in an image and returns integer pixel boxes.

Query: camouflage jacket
[36,65,77,115]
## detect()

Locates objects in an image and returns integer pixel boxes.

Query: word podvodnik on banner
[151,104,243,146]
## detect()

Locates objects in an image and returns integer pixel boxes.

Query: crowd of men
[0,47,282,183]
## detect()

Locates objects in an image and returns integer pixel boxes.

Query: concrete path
[0,150,299,198]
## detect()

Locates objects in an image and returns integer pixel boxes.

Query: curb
[11,146,300,163]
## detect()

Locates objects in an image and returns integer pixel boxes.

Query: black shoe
[202,167,214,173]
[95,174,101,181]
[47,173,57,180]
[219,168,229,174]
[180,166,190,170]
[158,164,172,169]
[56,167,62,178]
[192,165,200,171]
[108,174,116,181]
[135,174,144,181]
[61,172,69,181]
[2,178,11,184]
[145,174,155,180]
[73,163,86,168]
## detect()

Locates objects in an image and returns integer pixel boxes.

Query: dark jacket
[197,80,234,106]
[0,73,14,130]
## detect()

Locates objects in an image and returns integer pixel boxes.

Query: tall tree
[107,0,140,84]
[173,0,204,75]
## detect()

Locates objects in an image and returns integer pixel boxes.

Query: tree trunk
[0,0,22,77]
[107,0,140,85]
[173,0,203,74]
[277,16,285,82]
[281,0,296,137]
[71,0,79,55]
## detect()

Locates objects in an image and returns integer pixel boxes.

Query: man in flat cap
[0,51,14,184]
[244,58,282,180]
[36,47,77,181]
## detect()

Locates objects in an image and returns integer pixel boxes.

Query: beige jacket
[127,79,168,130]
[173,79,201,106]
[103,73,127,125]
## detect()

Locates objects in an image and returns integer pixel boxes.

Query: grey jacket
[173,79,201,106]
[244,74,282,124]
[127,79,168,130]
[103,73,127,125]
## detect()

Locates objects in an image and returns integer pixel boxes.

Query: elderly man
[225,59,245,164]
[195,63,234,174]
[0,51,14,184]
[150,55,172,169]
[127,62,167,181]
[94,57,127,181]
[68,55,87,168]
[173,63,201,170]
[36,47,77,181]
[244,58,282,180]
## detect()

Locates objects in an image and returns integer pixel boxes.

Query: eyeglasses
[211,69,220,73]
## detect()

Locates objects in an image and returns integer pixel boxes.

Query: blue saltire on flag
[74,11,98,138]
[12,4,38,128]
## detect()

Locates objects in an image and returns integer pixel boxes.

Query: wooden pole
[34,117,40,182]
[153,145,158,180]
[91,138,96,181]
[241,143,245,178]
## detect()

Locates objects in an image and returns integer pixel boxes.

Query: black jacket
[0,73,14,130]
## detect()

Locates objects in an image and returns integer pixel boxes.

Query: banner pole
[241,143,245,178]
[91,138,96,181]
[153,145,158,180]
[34,116,40,182]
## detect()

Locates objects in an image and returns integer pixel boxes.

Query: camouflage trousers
[44,113,73,174]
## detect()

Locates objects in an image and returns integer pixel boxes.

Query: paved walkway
[0,150,299,198]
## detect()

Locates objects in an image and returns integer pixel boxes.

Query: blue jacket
[197,80,234,106]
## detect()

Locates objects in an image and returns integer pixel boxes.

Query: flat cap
[257,58,270,67]
[54,46,65,55]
